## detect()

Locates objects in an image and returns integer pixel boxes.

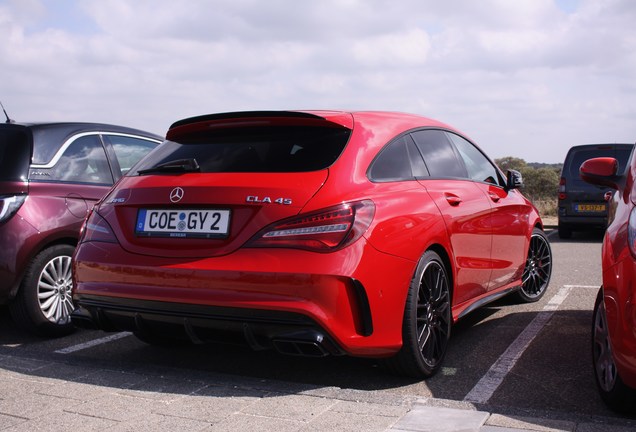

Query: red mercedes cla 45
[580,155,636,412]
[72,111,552,377]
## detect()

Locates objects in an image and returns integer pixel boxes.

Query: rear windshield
[130,126,350,174]
[565,145,633,179]
[0,128,31,182]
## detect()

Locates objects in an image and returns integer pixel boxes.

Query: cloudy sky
[1,0,634,163]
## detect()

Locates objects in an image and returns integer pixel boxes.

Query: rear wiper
[138,158,200,175]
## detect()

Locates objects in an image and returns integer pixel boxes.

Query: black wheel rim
[593,298,617,392]
[416,260,451,368]
[521,233,552,298]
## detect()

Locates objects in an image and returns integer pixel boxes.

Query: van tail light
[0,194,27,224]
[558,178,566,200]
[628,207,636,258]
[79,209,117,244]
[247,200,375,252]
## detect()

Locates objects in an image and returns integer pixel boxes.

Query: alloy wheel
[593,297,617,392]
[37,255,74,324]
[521,231,552,299]
[416,259,451,368]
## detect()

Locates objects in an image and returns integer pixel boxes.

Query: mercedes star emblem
[170,187,184,203]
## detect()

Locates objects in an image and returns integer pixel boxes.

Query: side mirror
[579,157,621,190]
[506,169,523,190]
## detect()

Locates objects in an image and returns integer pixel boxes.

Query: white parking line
[54,332,132,354]
[463,286,572,404]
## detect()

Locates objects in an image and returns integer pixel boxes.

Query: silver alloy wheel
[593,297,617,392]
[37,255,74,324]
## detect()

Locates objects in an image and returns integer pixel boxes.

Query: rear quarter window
[368,135,428,182]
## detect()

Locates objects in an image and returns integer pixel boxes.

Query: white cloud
[0,0,635,163]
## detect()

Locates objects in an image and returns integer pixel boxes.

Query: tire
[9,244,76,337]
[592,288,636,413]
[517,228,552,303]
[557,223,572,239]
[386,250,452,378]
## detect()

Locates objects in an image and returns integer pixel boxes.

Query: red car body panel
[72,110,543,359]
[598,158,636,389]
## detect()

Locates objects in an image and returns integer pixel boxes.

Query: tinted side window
[369,136,412,181]
[104,135,157,175]
[447,132,501,185]
[407,135,429,178]
[411,130,467,178]
[368,135,429,182]
[49,135,113,184]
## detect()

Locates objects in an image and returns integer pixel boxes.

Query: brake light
[0,194,26,224]
[247,200,375,252]
[558,177,566,200]
[79,209,117,243]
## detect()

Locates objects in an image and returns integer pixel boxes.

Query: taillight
[79,209,117,244]
[0,194,27,224]
[628,207,636,258]
[558,177,566,200]
[247,200,375,252]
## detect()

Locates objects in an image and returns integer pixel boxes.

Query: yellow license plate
[575,204,605,212]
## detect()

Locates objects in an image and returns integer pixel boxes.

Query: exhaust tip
[271,329,343,357]
[273,339,329,357]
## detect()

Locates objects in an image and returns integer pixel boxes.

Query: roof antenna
[0,101,14,123]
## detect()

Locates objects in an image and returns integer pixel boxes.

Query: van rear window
[567,146,633,178]
[0,129,31,182]
[131,126,350,174]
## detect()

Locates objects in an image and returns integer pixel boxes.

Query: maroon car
[0,121,161,337]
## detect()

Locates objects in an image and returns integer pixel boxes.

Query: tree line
[495,157,561,216]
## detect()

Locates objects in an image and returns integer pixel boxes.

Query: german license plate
[135,209,231,238]
[574,204,605,213]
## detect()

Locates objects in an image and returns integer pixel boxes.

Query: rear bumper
[557,214,607,229]
[72,239,416,357]
[72,296,346,357]
[0,216,40,302]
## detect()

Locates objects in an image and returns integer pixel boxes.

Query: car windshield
[0,127,31,182]
[130,126,350,175]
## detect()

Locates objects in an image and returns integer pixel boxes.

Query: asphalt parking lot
[1,228,636,431]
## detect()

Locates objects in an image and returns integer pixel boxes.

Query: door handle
[445,193,462,206]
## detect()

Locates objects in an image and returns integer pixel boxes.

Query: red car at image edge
[71,110,552,378]
[581,155,636,413]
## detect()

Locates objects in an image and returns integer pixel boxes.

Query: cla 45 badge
[246,196,292,205]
